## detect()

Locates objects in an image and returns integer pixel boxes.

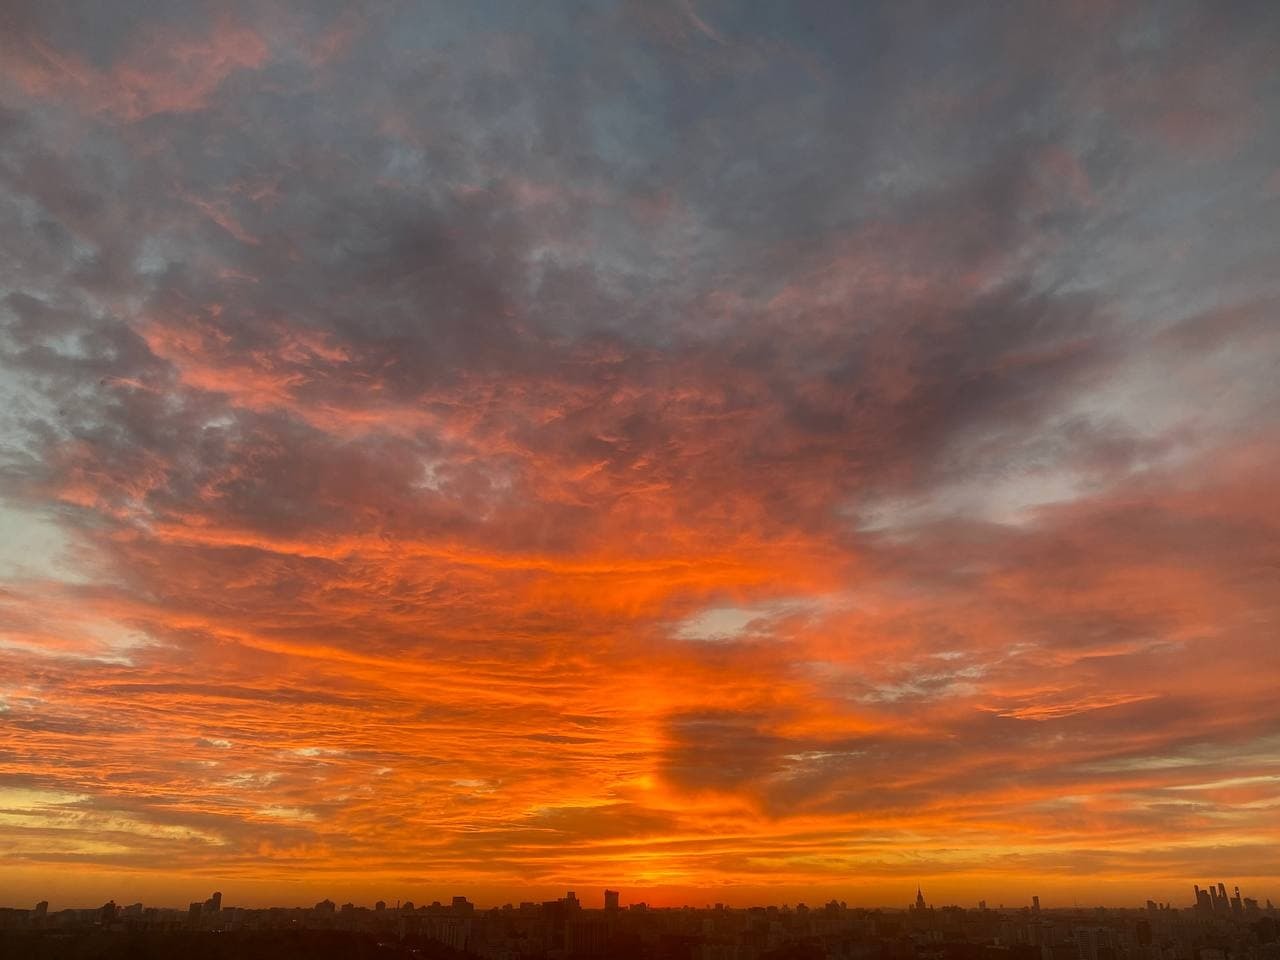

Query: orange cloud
[1,0,1278,912]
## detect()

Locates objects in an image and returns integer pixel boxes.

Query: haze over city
[2,0,1279,926]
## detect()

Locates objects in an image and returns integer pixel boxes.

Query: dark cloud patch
[661,710,793,794]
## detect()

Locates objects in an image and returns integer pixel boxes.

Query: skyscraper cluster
[1193,883,1264,918]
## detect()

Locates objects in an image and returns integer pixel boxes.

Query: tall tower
[1195,886,1213,913]
[916,887,927,911]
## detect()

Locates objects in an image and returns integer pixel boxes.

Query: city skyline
[3,882,1278,960]
[3,0,1280,913]
[8,881,1279,915]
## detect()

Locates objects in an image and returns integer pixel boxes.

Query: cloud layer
[2,0,1279,908]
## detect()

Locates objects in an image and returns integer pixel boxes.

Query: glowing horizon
[2,2,1279,912]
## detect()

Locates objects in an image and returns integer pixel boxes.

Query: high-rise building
[604,889,620,911]
[1033,896,1041,913]
[565,915,609,956]
[1074,926,1114,960]
[1195,885,1212,913]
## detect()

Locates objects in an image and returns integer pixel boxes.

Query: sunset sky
[2,1,1279,911]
